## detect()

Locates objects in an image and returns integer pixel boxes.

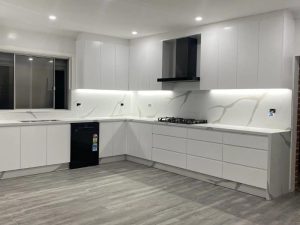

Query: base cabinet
[21,126,47,169]
[47,125,70,165]
[152,148,186,169]
[127,122,152,160]
[223,162,267,189]
[20,125,71,169]
[99,122,126,158]
[0,127,21,172]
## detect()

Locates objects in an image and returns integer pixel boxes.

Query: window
[0,52,69,110]
[0,52,14,109]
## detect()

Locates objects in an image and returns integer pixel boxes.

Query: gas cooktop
[158,117,207,125]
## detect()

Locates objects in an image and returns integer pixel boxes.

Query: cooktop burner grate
[158,117,207,124]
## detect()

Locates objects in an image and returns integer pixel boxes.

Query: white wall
[0,26,75,56]
[295,19,300,56]
[0,25,76,88]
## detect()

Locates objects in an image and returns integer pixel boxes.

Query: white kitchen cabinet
[223,162,267,189]
[99,122,114,157]
[258,14,283,88]
[0,127,21,172]
[76,39,101,89]
[237,20,259,88]
[218,24,237,89]
[153,134,186,154]
[101,43,115,90]
[146,41,162,90]
[127,122,152,160]
[115,45,129,90]
[99,122,126,158]
[47,125,70,165]
[152,148,186,169]
[223,145,268,170]
[187,155,222,178]
[223,133,269,150]
[129,38,162,90]
[187,139,222,161]
[153,125,187,138]
[200,26,219,90]
[21,126,47,169]
[112,122,127,155]
[199,11,293,90]
[187,129,222,143]
[76,37,129,90]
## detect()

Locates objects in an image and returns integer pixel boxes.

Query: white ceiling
[0,0,300,39]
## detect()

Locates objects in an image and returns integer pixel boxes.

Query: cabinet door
[200,27,219,90]
[138,123,153,160]
[0,127,21,172]
[77,40,101,89]
[218,24,237,88]
[99,123,114,158]
[258,14,283,88]
[101,43,115,90]
[147,41,162,90]
[237,20,259,88]
[129,42,144,90]
[126,122,140,157]
[115,45,129,90]
[112,122,126,155]
[21,126,47,169]
[47,125,70,165]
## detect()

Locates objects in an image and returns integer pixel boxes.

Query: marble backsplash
[0,89,292,130]
[131,89,292,129]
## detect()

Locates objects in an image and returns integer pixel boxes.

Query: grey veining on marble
[208,93,267,124]
[0,89,291,130]
[0,161,300,225]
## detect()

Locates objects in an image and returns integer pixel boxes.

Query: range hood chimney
[158,36,200,82]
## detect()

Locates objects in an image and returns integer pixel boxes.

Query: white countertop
[0,117,290,135]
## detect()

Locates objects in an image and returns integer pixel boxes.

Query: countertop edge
[0,117,290,135]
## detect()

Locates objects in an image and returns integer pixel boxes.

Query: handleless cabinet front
[47,124,70,165]
[0,127,21,172]
[21,126,47,169]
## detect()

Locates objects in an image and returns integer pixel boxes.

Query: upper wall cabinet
[76,37,129,90]
[201,11,294,90]
[129,38,162,90]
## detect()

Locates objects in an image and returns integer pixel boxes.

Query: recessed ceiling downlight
[28,57,33,61]
[132,31,138,35]
[195,16,203,21]
[49,15,57,21]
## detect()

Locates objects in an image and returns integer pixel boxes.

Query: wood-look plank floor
[1,161,300,225]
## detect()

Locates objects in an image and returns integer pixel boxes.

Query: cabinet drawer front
[153,134,186,153]
[223,133,269,150]
[153,125,187,138]
[152,148,186,169]
[188,129,222,143]
[187,155,222,178]
[187,140,222,160]
[223,145,268,169]
[223,162,267,189]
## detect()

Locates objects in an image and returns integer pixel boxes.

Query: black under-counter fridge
[70,122,99,169]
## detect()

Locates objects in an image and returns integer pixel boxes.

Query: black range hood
[158,36,200,82]
[157,77,200,82]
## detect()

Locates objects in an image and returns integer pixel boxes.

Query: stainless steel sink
[20,119,60,123]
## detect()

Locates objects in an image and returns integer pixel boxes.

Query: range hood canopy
[158,35,200,82]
